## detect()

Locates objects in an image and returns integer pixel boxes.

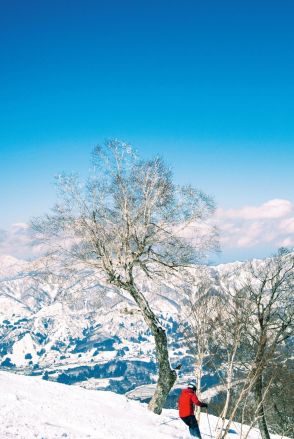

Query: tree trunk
[147,325,177,414]
[216,354,233,439]
[125,280,177,414]
[195,355,203,423]
[255,374,271,439]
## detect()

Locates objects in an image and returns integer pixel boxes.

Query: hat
[187,381,197,390]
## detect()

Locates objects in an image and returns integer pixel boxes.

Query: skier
[178,381,208,438]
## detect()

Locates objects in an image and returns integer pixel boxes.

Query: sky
[0,0,294,263]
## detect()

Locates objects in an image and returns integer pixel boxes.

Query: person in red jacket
[178,381,208,438]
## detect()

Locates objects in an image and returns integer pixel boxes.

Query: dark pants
[181,415,202,438]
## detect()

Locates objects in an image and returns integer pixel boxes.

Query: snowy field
[0,371,288,439]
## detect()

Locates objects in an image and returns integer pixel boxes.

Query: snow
[0,255,28,276]
[0,295,30,320]
[11,333,38,367]
[0,371,288,439]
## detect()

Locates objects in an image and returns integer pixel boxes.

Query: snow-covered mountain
[0,254,262,399]
[0,254,190,395]
[0,370,286,439]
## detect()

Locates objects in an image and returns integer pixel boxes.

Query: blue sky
[0,0,294,262]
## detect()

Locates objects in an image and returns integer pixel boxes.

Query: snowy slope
[0,371,286,439]
[0,255,29,277]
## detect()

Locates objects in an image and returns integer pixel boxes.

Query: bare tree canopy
[32,140,217,276]
[31,139,218,414]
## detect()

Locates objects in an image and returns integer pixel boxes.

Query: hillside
[0,370,285,439]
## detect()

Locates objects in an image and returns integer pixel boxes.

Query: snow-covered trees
[31,140,217,414]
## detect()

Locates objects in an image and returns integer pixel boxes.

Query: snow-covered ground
[0,371,287,439]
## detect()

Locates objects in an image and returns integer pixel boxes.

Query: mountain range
[0,254,259,404]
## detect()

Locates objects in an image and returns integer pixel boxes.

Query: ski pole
[206,408,213,439]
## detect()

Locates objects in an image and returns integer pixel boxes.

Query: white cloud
[1,199,294,261]
[216,199,293,220]
[279,237,294,247]
[215,199,294,251]
[279,217,294,233]
[0,223,40,259]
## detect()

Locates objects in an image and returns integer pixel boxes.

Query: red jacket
[178,388,202,418]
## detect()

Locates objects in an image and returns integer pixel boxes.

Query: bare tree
[180,273,221,421]
[208,296,257,439]
[218,249,294,439]
[31,140,217,414]
[243,249,294,439]
[210,280,250,439]
[268,362,294,437]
